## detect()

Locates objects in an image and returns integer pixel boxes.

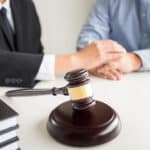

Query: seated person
[77,0,150,80]
[0,0,125,87]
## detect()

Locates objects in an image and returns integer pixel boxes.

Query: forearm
[55,53,84,75]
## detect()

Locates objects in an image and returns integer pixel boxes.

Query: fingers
[100,69,122,80]
[100,40,126,63]
[79,40,126,71]
[89,65,123,80]
[89,67,99,76]
[106,69,122,80]
[106,53,124,62]
[97,65,123,80]
[112,41,126,53]
[102,40,126,53]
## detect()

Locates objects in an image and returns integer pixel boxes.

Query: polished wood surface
[47,100,121,146]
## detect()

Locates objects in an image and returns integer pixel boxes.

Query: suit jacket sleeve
[0,51,43,87]
[0,0,44,87]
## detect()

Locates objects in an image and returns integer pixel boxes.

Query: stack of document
[0,99,20,150]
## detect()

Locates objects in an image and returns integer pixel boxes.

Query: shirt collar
[0,0,10,11]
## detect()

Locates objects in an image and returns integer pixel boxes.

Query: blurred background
[33,0,94,54]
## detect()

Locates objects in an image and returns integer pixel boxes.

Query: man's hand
[91,52,142,80]
[55,40,125,74]
[89,66,123,80]
[77,40,126,70]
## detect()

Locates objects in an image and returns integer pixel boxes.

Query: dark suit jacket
[0,0,43,87]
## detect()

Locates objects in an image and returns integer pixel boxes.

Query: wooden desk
[0,73,150,150]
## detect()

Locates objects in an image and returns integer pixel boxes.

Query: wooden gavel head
[47,69,122,147]
[64,69,95,110]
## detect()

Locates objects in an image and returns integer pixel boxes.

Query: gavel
[6,69,121,147]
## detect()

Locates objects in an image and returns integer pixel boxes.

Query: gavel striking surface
[47,101,121,147]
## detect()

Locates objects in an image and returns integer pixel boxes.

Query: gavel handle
[6,87,69,97]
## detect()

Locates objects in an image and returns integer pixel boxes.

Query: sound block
[47,101,121,147]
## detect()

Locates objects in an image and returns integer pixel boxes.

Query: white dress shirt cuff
[35,54,55,81]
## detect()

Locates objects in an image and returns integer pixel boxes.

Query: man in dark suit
[0,0,125,87]
[0,0,43,87]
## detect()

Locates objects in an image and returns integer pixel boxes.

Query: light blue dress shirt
[77,0,150,71]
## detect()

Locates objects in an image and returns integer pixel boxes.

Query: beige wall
[33,0,95,54]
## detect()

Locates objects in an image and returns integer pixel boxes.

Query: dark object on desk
[0,99,20,149]
[0,136,19,150]
[6,69,121,147]
[6,87,68,97]
[0,99,18,132]
[47,69,121,146]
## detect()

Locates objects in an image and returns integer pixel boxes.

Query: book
[0,128,18,143]
[1,141,19,150]
[0,124,19,135]
[0,99,18,131]
[0,100,20,149]
[0,136,19,150]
